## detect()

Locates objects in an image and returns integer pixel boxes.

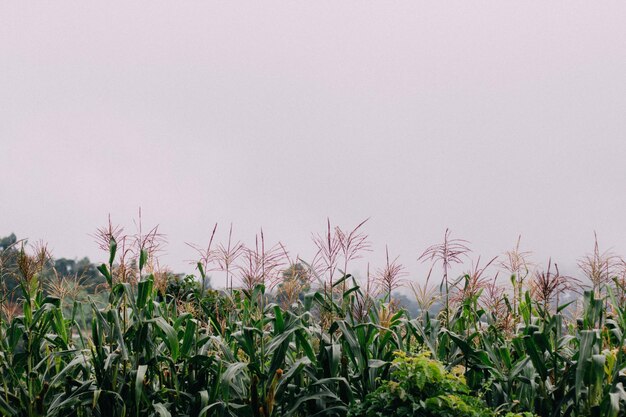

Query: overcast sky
[2,2,626,287]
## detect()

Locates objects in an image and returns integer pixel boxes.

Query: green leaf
[97,263,112,286]
[557,299,576,313]
[150,317,180,361]
[608,392,620,417]
[333,273,351,289]
[108,308,129,360]
[590,354,605,406]
[137,277,154,310]
[51,307,69,348]
[523,334,548,380]
[197,262,205,279]
[181,318,197,357]
[135,365,147,412]
[109,236,117,266]
[576,330,596,401]
[0,393,18,416]
[273,305,285,332]
[139,248,148,272]
[153,403,171,417]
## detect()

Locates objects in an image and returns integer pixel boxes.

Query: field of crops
[1,223,626,417]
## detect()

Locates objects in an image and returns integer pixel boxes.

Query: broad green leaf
[135,365,147,413]
[150,317,179,361]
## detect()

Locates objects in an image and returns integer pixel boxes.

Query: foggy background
[2,2,626,288]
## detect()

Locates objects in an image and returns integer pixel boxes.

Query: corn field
[2,223,626,417]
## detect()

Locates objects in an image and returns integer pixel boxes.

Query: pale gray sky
[2,2,626,287]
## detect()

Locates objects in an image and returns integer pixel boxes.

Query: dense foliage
[0,233,104,300]
[349,352,494,417]
[2,224,626,416]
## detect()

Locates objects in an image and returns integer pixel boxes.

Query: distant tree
[276,262,312,308]
[0,233,20,298]
[393,292,420,318]
[1,233,104,298]
[0,232,184,301]
[165,274,199,301]
[0,233,16,250]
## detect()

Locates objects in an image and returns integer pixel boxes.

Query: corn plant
[3,224,626,417]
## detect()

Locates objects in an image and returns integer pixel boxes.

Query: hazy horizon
[2,2,626,288]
